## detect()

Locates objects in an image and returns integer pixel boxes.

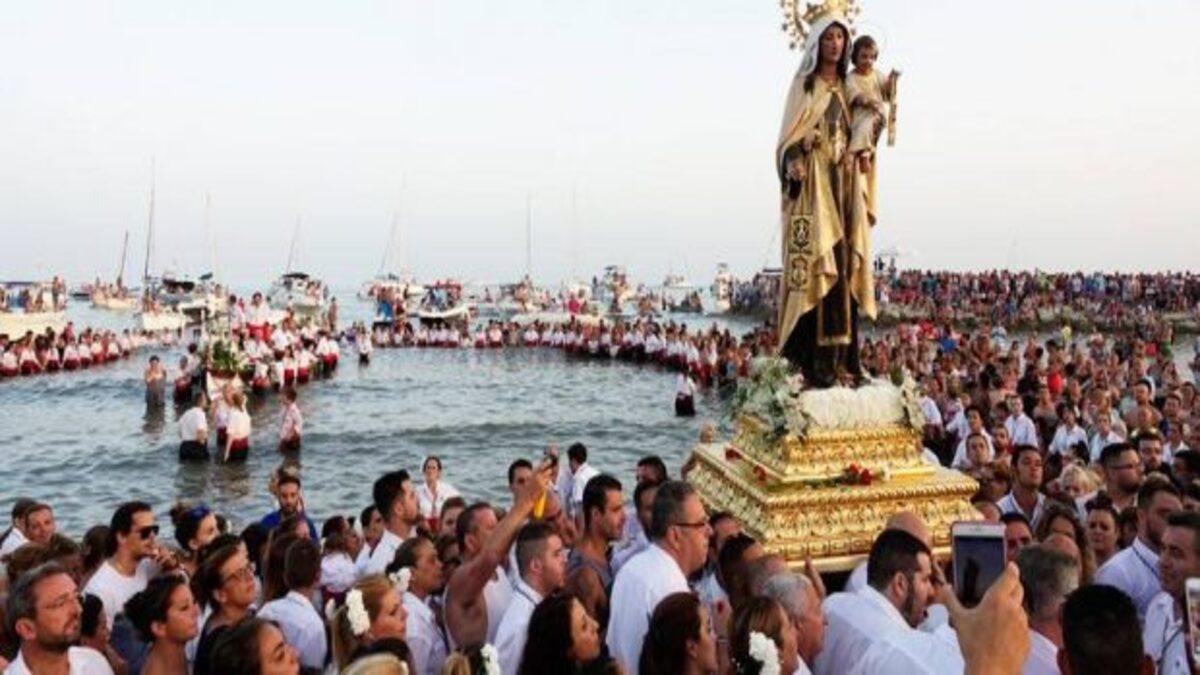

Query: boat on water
[416,280,473,327]
[708,263,734,314]
[91,231,138,312]
[0,282,68,338]
[269,272,329,317]
[359,215,424,305]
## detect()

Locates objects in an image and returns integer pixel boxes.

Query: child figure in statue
[846,35,898,175]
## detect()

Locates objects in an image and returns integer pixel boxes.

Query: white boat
[511,311,603,328]
[92,294,139,312]
[269,272,328,316]
[92,231,138,312]
[0,282,67,337]
[359,215,425,303]
[138,310,189,332]
[416,304,472,324]
[708,263,734,314]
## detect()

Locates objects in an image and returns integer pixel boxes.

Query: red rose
[725,448,742,461]
[753,466,768,483]
[860,469,874,486]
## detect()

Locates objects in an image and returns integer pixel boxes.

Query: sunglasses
[137,525,160,540]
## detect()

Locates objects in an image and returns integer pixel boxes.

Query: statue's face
[819,25,846,65]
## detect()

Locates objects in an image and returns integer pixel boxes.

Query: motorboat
[709,263,734,314]
[268,272,328,317]
[0,282,67,338]
[416,280,473,327]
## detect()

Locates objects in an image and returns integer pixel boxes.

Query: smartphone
[1186,578,1200,663]
[951,521,1006,608]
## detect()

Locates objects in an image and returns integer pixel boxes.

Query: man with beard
[815,530,963,675]
[260,472,317,541]
[1143,511,1200,675]
[5,562,114,674]
[364,469,423,575]
[1095,475,1182,621]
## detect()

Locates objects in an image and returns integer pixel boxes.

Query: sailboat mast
[379,212,397,277]
[525,193,532,280]
[116,231,129,288]
[205,192,217,280]
[285,216,300,274]
[142,159,156,285]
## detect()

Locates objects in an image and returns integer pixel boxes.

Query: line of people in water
[0,327,175,379]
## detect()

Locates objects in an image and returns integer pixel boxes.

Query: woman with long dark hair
[517,591,602,675]
[639,592,719,675]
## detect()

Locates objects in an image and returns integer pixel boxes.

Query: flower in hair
[479,643,501,675]
[324,598,338,621]
[748,631,781,675]
[389,567,413,595]
[346,589,371,636]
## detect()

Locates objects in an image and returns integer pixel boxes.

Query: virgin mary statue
[775,12,876,388]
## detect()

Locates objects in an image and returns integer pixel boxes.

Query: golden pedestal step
[688,412,978,572]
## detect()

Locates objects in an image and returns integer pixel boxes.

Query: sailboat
[358,212,425,308]
[91,231,139,311]
[136,165,191,332]
[268,218,329,318]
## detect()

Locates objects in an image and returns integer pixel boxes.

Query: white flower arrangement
[389,567,413,596]
[748,631,781,675]
[345,589,371,636]
[479,643,501,675]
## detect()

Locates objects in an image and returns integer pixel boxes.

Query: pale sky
[2,0,1198,288]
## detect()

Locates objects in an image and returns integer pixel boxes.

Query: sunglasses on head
[186,504,211,521]
[137,525,160,540]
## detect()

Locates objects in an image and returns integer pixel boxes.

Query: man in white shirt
[1015,545,1079,675]
[83,502,163,630]
[951,406,994,470]
[0,499,36,559]
[760,571,825,675]
[606,481,712,675]
[1006,395,1040,449]
[1094,475,1182,621]
[495,522,568,675]
[567,443,600,529]
[611,480,659,574]
[5,562,114,675]
[364,470,424,575]
[396,537,448,675]
[998,445,1048,529]
[1088,414,1124,464]
[177,391,209,461]
[815,530,962,675]
[1049,406,1089,458]
[256,538,326,670]
[1142,511,1200,675]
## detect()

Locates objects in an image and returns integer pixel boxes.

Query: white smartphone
[951,521,1006,608]
[1186,578,1200,663]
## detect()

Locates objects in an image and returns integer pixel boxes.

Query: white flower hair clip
[748,631,781,675]
[479,643,501,675]
[346,589,371,636]
[389,567,413,595]
[324,598,338,621]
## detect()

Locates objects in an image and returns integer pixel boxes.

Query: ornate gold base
[687,441,979,572]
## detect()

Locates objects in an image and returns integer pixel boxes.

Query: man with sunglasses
[607,480,712,675]
[5,561,114,674]
[83,501,169,630]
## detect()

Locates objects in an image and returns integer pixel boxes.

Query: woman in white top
[416,456,460,528]
[224,391,251,462]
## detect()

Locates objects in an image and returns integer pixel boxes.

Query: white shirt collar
[514,578,545,607]
[856,585,910,631]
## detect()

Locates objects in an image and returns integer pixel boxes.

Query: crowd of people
[876,269,1200,333]
[0,327,171,380]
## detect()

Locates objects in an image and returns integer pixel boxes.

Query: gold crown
[780,0,862,50]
